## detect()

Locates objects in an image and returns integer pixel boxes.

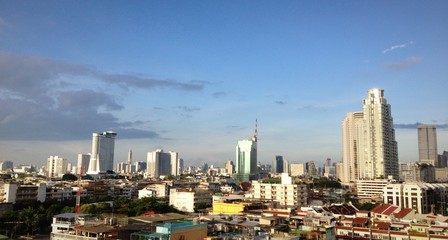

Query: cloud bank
[0,52,206,141]
[383,56,422,69]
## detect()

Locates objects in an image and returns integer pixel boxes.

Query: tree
[62,173,78,181]
[18,207,40,235]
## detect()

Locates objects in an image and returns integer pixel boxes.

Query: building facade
[147,149,180,178]
[251,173,308,208]
[87,131,117,174]
[234,131,258,182]
[47,156,68,178]
[341,111,363,183]
[383,182,448,214]
[418,124,438,166]
[343,89,399,181]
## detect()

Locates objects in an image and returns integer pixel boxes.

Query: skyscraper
[146,149,180,178]
[341,111,363,183]
[87,131,117,174]
[234,121,258,182]
[358,88,399,180]
[273,155,284,174]
[418,124,438,166]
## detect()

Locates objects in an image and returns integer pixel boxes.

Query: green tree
[62,173,79,181]
[19,207,40,235]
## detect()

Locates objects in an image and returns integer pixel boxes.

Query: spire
[253,118,258,141]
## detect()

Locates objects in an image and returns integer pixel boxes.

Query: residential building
[169,188,212,213]
[341,111,363,183]
[359,89,399,180]
[0,182,46,203]
[418,124,438,166]
[343,89,399,181]
[251,173,308,208]
[234,124,258,182]
[47,156,68,178]
[356,178,394,203]
[87,131,117,174]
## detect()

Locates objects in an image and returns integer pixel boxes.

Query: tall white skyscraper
[235,121,258,182]
[345,89,399,180]
[87,131,117,174]
[47,156,68,178]
[341,111,363,183]
[418,124,438,166]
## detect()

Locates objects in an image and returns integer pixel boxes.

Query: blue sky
[0,1,447,168]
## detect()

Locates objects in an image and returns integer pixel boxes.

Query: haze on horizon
[0,1,447,168]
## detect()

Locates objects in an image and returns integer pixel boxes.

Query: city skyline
[0,1,448,167]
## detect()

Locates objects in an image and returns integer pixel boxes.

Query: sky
[0,1,447,169]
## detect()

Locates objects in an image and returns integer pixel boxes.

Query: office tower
[273,155,284,174]
[77,154,90,175]
[225,160,234,175]
[341,112,363,183]
[358,88,399,180]
[127,149,132,174]
[47,156,68,178]
[147,149,179,178]
[234,121,258,182]
[418,125,438,166]
[305,161,317,176]
[178,158,184,175]
[134,161,147,173]
[87,131,117,174]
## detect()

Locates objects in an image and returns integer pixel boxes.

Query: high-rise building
[273,155,284,174]
[87,131,117,174]
[343,89,399,181]
[418,124,438,166]
[225,160,234,175]
[305,161,318,176]
[0,161,13,172]
[147,149,180,178]
[234,122,258,182]
[127,149,132,174]
[341,112,363,183]
[47,156,68,178]
[77,154,90,175]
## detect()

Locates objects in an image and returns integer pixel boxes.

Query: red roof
[374,221,391,230]
[371,204,391,214]
[371,203,399,216]
[383,205,399,215]
[352,217,369,224]
[394,208,413,218]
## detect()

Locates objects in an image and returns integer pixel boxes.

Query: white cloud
[381,41,414,54]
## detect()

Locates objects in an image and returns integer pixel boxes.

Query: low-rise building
[169,188,211,213]
[0,182,46,203]
[251,173,307,208]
